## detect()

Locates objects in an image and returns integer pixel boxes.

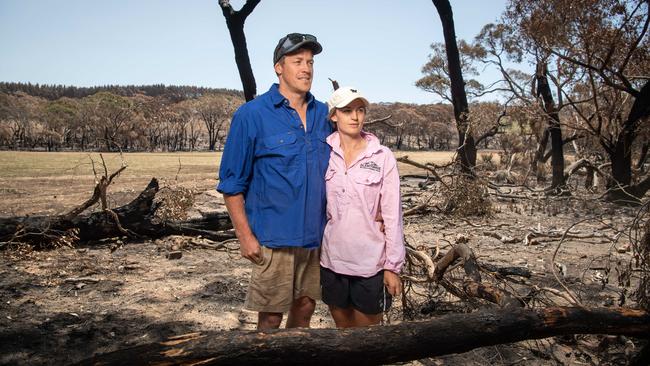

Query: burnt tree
[535,61,567,193]
[605,80,650,201]
[431,0,476,175]
[218,0,260,102]
[0,178,233,248]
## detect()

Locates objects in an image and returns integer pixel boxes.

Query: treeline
[0,85,470,152]
[0,88,243,152]
[0,82,243,102]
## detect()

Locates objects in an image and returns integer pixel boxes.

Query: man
[217,33,331,330]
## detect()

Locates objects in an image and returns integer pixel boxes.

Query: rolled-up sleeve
[216,109,254,195]
[380,153,405,273]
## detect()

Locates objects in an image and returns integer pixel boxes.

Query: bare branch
[396,155,449,189]
[364,115,402,128]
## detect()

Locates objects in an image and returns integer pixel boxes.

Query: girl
[321,86,405,328]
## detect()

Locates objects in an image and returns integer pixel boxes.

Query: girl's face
[331,99,367,137]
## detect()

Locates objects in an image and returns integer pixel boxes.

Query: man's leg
[286,296,315,328]
[258,312,283,330]
[287,247,321,328]
[245,247,293,329]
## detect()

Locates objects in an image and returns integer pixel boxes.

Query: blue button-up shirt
[217,84,332,249]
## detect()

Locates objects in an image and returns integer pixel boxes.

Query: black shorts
[320,266,392,315]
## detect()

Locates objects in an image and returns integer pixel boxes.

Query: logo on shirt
[360,161,381,172]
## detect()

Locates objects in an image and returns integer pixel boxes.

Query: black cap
[273,33,322,64]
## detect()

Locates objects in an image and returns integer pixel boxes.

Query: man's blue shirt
[217,84,332,249]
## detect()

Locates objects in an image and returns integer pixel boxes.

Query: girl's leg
[351,309,382,327]
[328,305,356,328]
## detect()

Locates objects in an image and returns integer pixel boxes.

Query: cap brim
[329,96,370,116]
[334,96,369,109]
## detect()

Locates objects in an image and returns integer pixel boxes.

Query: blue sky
[0,0,509,104]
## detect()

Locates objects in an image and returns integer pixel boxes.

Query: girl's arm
[380,151,405,276]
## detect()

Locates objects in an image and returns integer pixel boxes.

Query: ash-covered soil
[0,178,645,365]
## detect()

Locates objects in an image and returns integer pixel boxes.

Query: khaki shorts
[244,246,321,313]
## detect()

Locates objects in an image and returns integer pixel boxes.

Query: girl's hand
[383,270,402,297]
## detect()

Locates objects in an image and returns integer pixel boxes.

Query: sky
[0,0,509,104]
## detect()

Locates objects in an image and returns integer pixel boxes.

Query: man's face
[275,48,314,95]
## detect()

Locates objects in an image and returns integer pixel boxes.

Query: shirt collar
[326,131,382,157]
[269,83,314,107]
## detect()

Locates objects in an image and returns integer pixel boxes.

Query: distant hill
[0,82,243,102]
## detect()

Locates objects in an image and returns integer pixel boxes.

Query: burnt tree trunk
[219,0,260,102]
[637,139,649,173]
[431,0,476,175]
[0,178,233,247]
[77,307,650,366]
[606,80,650,202]
[531,127,550,182]
[535,61,566,193]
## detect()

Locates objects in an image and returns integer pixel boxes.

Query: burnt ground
[0,175,648,365]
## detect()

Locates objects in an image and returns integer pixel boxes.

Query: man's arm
[223,193,262,264]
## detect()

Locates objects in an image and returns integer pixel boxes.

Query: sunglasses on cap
[282,33,317,47]
[273,33,322,64]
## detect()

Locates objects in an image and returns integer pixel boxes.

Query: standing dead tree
[218,0,261,102]
[505,0,650,202]
[534,61,567,193]
[430,0,476,175]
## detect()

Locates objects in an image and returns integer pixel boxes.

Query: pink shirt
[320,131,405,277]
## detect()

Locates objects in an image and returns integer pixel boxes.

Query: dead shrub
[441,176,493,217]
[478,153,498,171]
[535,162,549,183]
[152,187,195,223]
[634,218,650,310]
[493,169,516,184]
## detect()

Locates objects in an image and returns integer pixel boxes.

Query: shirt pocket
[352,170,382,214]
[259,132,300,167]
[325,166,346,220]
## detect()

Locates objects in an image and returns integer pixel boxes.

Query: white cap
[327,86,370,116]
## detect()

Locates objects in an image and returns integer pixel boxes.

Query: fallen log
[76,307,650,366]
[462,281,524,308]
[0,178,233,247]
[480,263,532,278]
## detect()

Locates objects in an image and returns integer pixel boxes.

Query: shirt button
[342,189,345,192]
[280,139,284,143]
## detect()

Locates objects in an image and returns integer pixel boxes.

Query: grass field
[0,150,455,217]
[0,150,455,178]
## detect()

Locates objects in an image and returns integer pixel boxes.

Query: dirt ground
[0,152,646,365]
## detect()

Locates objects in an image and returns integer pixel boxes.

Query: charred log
[0,178,233,248]
[77,307,650,366]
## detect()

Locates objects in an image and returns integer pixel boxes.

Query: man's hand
[239,233,262,264]
[222,193,262,264]
[383,270,402,297]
